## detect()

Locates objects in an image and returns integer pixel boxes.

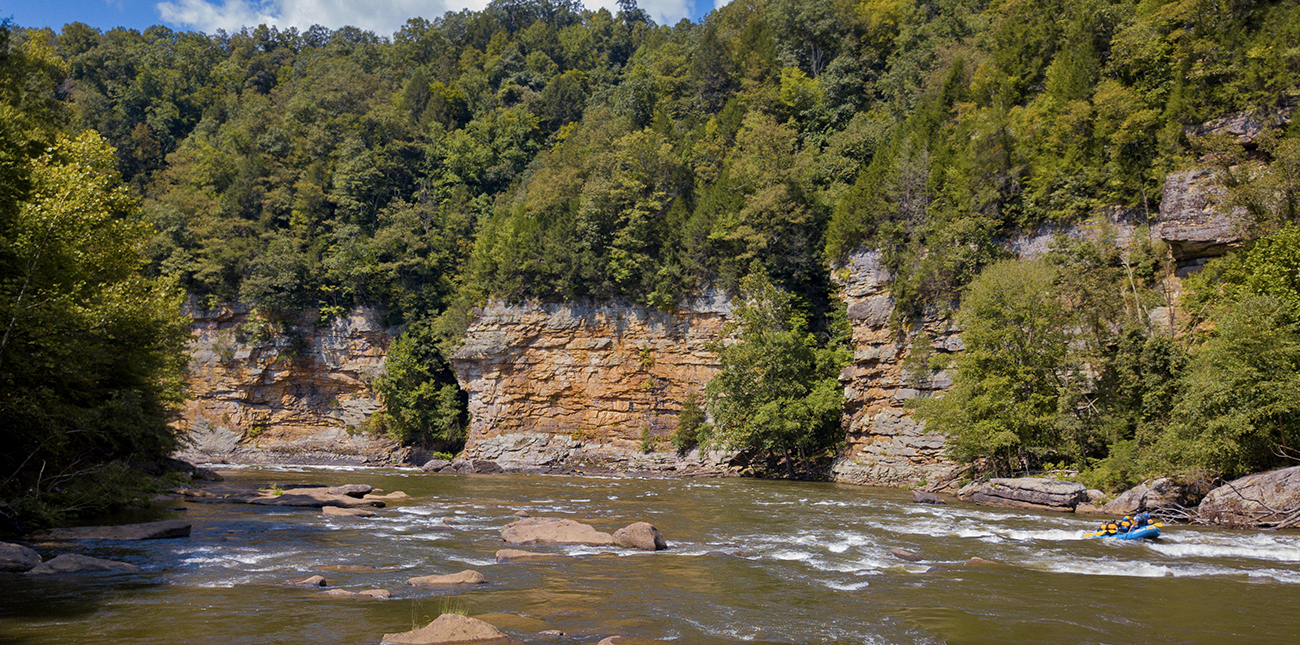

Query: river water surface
[3,467,1300,644]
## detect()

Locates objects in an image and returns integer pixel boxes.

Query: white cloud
[156,1,700,37]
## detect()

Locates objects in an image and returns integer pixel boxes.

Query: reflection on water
[3,467,1299,644]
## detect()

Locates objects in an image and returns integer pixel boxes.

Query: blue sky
[3,1,719,36]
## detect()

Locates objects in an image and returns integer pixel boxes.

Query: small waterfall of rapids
[3,466,1299,644]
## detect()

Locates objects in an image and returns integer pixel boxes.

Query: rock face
[34,520,191,541]
[176,302,399,465]
[1197,466,1300,528]
[0,542,42,572]
[612,522,667,551]
[958,478,1089,512]
[451,298,732,471]
[382,614,508,644]
[1102,478,1213,515]
[1154,169,1243,272]
[500,517,616,546]
[26,553,140,575]
[829,251,962,490]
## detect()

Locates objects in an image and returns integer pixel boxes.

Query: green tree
[374,324,467,447]
[914,259,1072,475]
[706,272,848,476]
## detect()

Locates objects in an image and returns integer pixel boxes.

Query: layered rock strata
[451,298,734,473]
[176,302,399,465]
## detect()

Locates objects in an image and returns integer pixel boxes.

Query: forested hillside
[3,0,1300,521]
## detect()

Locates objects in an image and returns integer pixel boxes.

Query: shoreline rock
[1,542,42,572]
[958,478,1088,512]
[1197,466,1300,528]
[27,553,140,575]
[32,520,192,541]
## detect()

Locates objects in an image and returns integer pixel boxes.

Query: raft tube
[1088,525,1161,540]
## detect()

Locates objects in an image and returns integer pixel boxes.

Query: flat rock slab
[250,488,385,508]
[612,522,667,551]
[958,478,1087,512]
[0,542,42,572]
[501,517,615,546]
[326,484,374,497]
[34,520,191,541]
[26,553,140,575]
[364,491,412,500]
[409,570,488,587]
[495,549,572,564]
[382,614,508,644]
[1198,466,1300,527]
[322,588,391,599]
[323,506,377,518]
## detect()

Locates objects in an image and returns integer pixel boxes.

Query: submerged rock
[911,490,945,504]
[381,614,508,644]
[365,491,411,500]
[26,553,140,575]
[613,522,667,551]
[501,517,615,546]
[1197,466,1300,528]
[33,520,191,541]
[408,570,488,587]
[495,549,571,564]
[0,542,42,572]
[323,506,377,518]
[250,488,385,508]
[958,478,1088,512]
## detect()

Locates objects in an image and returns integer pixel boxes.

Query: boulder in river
[289,575,328,587]
[408,570,488,587]
[495,549,571,564]
[365,491,411,500]
[613,522,667,551]
[911,490,945,505]
[501,517,615,546]
[323,506,377,518]
[958,478,1088,512]
[0,542,42,572]
[449,459,504,474]
[26,553,140,575]
[326,484,373,498]
[1102,477,1213,515]
[381,613,508,644]
[890,548,922,562]
[1197,466,1300,528]
[421,459,451,472]
[33,520,192,541]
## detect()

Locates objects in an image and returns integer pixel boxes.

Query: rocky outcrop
[829,251,961,490]
[176,302,399,465]
[382,614,508,644]
[500,517,616,546]
[33,520,191,541]
[1197,466,1300,528]
[451,298,732,472]
[958,478,1089,512]
[1102,477,1213,515]
[1183,107,1293,144]
[26,553,140,575]
[1154,169,1243,270]
[612,522,667,551]
[0,542,41,572]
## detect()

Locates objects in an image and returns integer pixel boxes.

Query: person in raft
[1094,513,1151,535]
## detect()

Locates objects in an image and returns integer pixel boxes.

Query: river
[3,466,1299,644]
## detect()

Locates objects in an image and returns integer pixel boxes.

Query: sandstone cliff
[176,303,400,465]
[450,297,734,474]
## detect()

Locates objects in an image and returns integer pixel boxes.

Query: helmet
[1123,516,1130,521]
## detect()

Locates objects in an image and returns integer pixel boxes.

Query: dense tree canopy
[3,0,1300,494]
